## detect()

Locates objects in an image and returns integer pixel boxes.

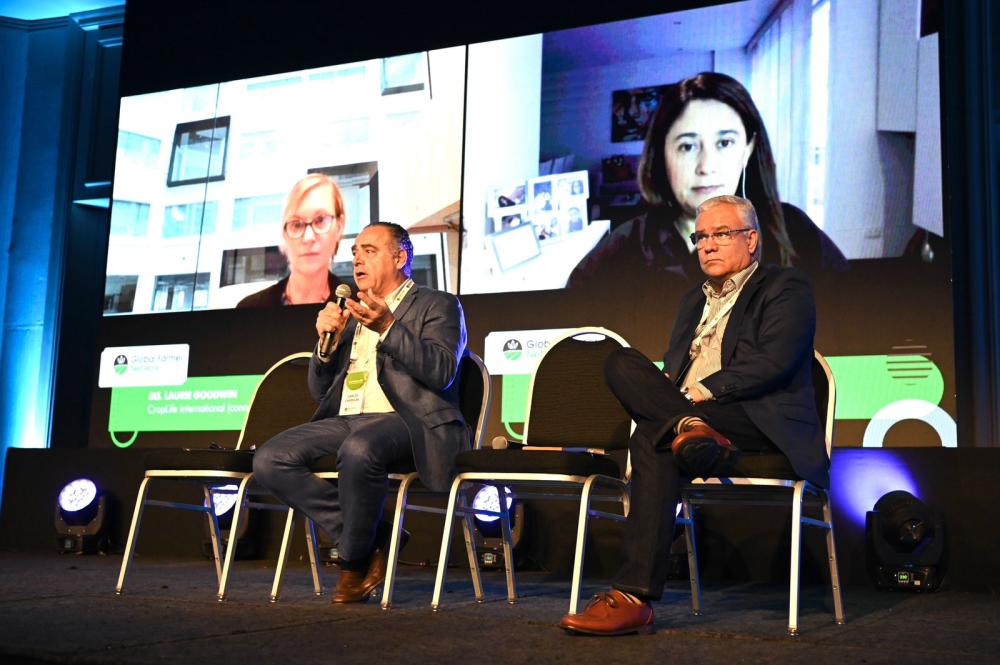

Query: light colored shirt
[681,261,758,399]
[341,279,414,415]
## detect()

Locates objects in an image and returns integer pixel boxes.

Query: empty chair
[431,327,634,614]
[115,352,315,600]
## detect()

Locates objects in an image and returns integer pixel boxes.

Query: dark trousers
[604,347,778,600]
[252,413,413,563]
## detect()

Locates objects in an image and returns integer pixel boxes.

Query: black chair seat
[455,448,621,478]
[724,452,800,481]
[145,449,254,473]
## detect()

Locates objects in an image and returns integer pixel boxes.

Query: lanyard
[348,279,415,367]
[689,295,739,359]
[688,264,757,359]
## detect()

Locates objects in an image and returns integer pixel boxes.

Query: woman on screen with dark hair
[237,174,352,308]
[567,72,846,290]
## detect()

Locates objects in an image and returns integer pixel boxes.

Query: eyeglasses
[283,214,336,239]
[690,227,754,247]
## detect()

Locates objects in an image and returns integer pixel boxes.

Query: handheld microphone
[318,283,353,360]
[490,436,525,450]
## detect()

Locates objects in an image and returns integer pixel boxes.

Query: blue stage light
[58,479,98,513]
[472,485,513,523]
[55,478,107,553]
[866,490,945,591]
[210,484,240,517]
[471,485,523,568]
[201,484,252,559]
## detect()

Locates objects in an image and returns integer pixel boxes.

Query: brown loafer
[558,590,654,636]
[331,525,410,604]
[671,423,739,475]
[331,568,374,603]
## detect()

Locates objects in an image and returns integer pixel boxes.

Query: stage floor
[0,552,997,664]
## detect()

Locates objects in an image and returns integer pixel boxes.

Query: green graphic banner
[824,355,943,419]
[109,375,264,439]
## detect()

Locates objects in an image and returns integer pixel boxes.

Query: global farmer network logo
[503,339,522,361]
[113,354,129,375]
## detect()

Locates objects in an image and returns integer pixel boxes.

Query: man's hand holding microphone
[316,284,353,360]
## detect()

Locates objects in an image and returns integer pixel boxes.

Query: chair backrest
[522,327,632,450]
[458,351,492,451]
[812,351,836,458]
[236,352,316,450]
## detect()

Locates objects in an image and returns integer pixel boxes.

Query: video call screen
[104,1,943,305]
[458,0,943,294]
[103,47,466,315]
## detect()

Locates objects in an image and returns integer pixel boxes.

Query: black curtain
[944,0,1000,447]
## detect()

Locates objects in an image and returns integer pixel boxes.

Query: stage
[0,552,996,665]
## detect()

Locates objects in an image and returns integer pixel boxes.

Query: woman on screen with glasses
[237,174,352,308]
[567,72,846,292]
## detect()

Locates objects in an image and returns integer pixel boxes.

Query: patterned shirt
[681,261,759,399]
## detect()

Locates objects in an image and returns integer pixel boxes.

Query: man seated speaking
[253,222,468,603]
[560,195,827,635]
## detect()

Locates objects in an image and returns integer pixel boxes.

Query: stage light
[202,484,252,559]
[55,478,108,554]
[471,485,524,569]
[210,484,240,521]
[59,478,97,512]
[866,490,945,591]
[472,485,513,524]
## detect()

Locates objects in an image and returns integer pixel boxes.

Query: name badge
[339,370,368,415]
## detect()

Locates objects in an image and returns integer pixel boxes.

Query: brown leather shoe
[331,525,410,604]
[331,568,373,603]
[671,422,739,475]
[558,590,654,636]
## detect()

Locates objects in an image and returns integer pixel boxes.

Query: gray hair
[697,195,762,261]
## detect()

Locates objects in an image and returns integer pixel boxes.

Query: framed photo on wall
[611,85,667,142]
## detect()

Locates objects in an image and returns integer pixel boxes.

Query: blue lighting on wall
[831,449,920,526]
[0,14,69,505]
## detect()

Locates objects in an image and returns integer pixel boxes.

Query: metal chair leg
[270,507,296,602]
[496,483,517,605]
[217,475,252,601]
[203,486,224,584]
[304,518,323,595]
[680,496,702,615]
[458,492,484,603]
[431,477,464,610]
[380,474,415,610]
[822,491,845,625]
[787,481,806,636]
[115,476,151,595]
[568,477,596,615]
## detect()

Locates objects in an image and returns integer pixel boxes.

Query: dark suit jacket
[306,284,469,492]
[662,265,828,488]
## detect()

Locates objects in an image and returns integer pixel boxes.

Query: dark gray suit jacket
[663,265,828,488]
[307,284,469,492]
